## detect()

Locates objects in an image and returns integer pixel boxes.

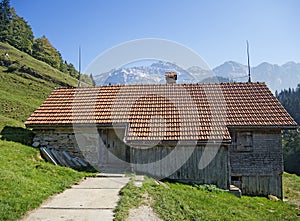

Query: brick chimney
[165,72,177,84]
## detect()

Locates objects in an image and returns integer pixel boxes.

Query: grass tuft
[114,179,146,221]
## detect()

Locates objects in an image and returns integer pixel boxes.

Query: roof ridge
[53,81,267,90]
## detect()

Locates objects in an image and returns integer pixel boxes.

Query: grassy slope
[0,42,78,129]
[0,42,89,221]
[115,176,300,221]
[0,141,87,221]
[283,172,300,207]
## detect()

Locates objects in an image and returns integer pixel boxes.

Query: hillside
[0,41,89,130]
[0,42,90,221]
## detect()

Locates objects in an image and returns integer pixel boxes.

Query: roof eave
[227,125,298,130]
[125,139,231,146]
[25,123,127,129]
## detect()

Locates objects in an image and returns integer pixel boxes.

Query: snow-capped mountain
[94,61,213,86]
[252,62,300,92]
[212,61,300,92]
[94,61,300,92]
[213,61,248,81]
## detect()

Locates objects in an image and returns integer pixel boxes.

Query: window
[233,132,253,152]
[231,176,242,188]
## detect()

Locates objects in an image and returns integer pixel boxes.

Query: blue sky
[10,0,300,71]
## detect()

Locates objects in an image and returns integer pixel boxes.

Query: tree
[66,62,79,78]
[278,85,300,175]
[59,60,68,74]
[283,129,300,175]
[32,37,63,69]
[32,38,81,78]
[6,8,34,54]
[0,0,80,79]
[0,1,34,53]
[277,85,300,125]
[90,73,96,86]
[0,0,12,42]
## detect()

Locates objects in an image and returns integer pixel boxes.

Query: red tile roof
[25,82,297,142]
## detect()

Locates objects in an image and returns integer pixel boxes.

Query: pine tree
[0,0,12,42]
[6,8,34,54]
[90,74,96,86]
[66,62,79,78]
[32,37,63,69]
[59,60,68,74]
[0,1,34,53]
[279,84,300,175]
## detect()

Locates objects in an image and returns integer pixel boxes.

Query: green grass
[0,43,78,88]
[0,42,93,131]
[0,140,89,221]
[0,42,94,221]
[115,177,300,221]
[0,42,79,131]
[114,178,147,220]
[283,172,300,207]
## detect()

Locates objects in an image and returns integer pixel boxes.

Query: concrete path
[20,174,130,221]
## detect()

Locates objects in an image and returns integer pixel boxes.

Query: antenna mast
[77,46,81,87]
[247,40,251,83]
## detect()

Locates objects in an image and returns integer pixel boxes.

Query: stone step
[229,185,242,197]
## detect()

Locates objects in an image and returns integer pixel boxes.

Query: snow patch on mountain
[94,61,213,86]
[93,60,300,92]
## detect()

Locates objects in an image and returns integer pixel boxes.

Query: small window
[231,176,242,188]
[233,132,253,152]
[231,176,242,182]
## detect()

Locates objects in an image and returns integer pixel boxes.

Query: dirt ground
[126,191,162,221]
[126,205,162,221]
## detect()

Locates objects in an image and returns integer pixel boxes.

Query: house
[25,73,297,198]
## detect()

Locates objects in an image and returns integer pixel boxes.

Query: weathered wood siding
[131,145,230,189]
[229,129,283,198]
[241,175,282,198]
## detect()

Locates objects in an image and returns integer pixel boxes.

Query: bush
[6,61,20,72]
[193,184,223,192]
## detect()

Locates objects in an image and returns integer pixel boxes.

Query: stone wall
[32,127,129,171]
[33,128,81,156]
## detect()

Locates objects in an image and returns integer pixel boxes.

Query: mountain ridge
[94,60,300,92]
